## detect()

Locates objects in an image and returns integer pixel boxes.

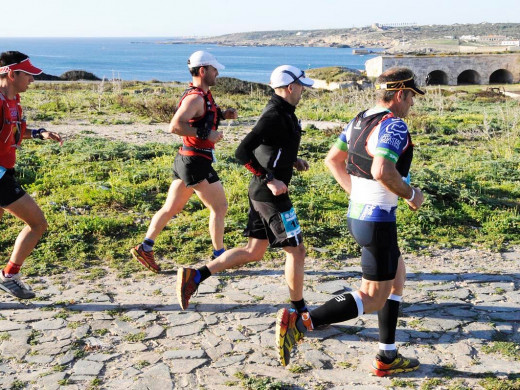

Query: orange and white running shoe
[276,308,305,366]
[176,267,199,310]
[371,353,420,377]
[130,244,161,273]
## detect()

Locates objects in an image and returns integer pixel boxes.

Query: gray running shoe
[0,273,36,299]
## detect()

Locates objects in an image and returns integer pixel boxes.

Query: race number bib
[280,207,301,238]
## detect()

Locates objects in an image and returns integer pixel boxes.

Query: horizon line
[2,21,518,39]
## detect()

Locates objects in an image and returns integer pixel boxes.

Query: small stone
[72,359,104,376]
[32,318,67,331]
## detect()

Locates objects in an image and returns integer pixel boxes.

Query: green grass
[234,372,288,390]
[482,341,520,360]
[421,379,444,390]
[134,360,151,369]
[10,380,26,390]
[478,375,520,390]
[123,332,146,342]
[0,332,11,341]
[0,83,518,276]
[391,378,416,388]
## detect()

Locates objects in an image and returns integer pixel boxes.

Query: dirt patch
[47,119,345,146]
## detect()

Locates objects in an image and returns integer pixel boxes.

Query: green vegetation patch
[306,66,364,83]
[234,372,288,390]
[478,375,520,390]
[482,341,520,360]
[1,85,518,276]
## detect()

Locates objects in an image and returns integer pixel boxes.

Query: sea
[0,37,381,83]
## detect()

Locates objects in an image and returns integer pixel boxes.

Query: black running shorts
[244,197,303,248]
[347,218,400,281]
[173,154,220,187]
[0,169,26,207]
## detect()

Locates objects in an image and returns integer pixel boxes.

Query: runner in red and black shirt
[131,51,237,273]
[0,51,63,299]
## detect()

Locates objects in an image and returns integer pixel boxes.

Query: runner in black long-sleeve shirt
[177,65,315,318]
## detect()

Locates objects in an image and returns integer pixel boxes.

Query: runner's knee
[160,201,184,217]
[359,289,390,313]
[242,242,266,262]
[247,250,263,262]
[31,217,48,235]
[286,244,306,262]
[209,200,228,217]
[295,245,306,260]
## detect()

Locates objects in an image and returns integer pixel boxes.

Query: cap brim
[17,59,42,75]
[18,65,42,75]
[0,59,43,75]
[212,61,225,71]
[189,61,225,71]
[296,76,314,87]
[410,85,425,95]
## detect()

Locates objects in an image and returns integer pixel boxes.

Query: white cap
[187,51,225,71]
[270,65,314,88]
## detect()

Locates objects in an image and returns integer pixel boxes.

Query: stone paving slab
[0,247,518,389]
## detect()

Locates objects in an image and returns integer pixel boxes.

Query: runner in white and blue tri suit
[276,67,427,377]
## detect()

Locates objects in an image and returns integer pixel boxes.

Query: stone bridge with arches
[365,54,520,86]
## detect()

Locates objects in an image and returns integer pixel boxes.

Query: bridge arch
[489,69,514,84]
[426,70,449,85]
[457,70,481,85]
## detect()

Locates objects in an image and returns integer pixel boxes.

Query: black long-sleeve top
[235,93,302,202]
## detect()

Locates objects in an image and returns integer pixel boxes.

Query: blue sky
[3,0,518,37]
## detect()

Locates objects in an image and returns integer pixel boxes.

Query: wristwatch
[263,172,274,184]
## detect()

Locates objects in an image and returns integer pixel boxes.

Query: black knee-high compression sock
[309,291,364,328]
[378,294,401,363]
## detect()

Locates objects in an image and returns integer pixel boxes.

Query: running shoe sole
[176,267,196,310]
[0,280,36,299]
[276,308,290,366]
[371,357,420,377]
[276,308,304,367]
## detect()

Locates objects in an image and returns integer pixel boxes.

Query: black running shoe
[0,273,36,299]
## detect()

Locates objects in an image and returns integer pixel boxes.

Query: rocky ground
[0,247,518,390]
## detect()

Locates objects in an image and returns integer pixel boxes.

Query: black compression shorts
[347,218,400,281]
[244,197,303,248]
[0,169,26,207]
[173,154,220,187]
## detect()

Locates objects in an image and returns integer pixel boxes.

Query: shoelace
[11,277,31,291]
[186,282,199,298]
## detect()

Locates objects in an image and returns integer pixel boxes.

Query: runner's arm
[235,115,277,176]
[39,130,63,145]
[371,156,424,210]
[0,105,8,155]
[169,94,206,137]
[293,158,309,171]
[221,108,238,120]
[235,128,265,176]
[23,127,63,145]
[325,145,352,195]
